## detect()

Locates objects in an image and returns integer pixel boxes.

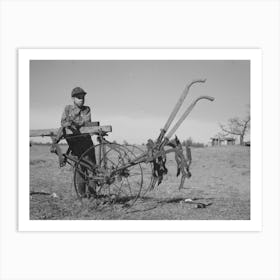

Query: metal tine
[156,79,206,144]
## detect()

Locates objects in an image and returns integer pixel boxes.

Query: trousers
[66,135,96,196]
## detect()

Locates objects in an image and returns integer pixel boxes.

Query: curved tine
[157,79,206,143]
[165,96,215,141]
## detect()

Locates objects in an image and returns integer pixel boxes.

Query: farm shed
[210,137,236,146]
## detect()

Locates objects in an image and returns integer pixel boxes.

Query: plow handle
[164,96,215,141]
[156,79,206,144]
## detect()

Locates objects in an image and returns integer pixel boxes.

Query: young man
[54,87,96,197]
[56,86,91,142]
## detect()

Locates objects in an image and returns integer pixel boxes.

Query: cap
[71,87,87,97]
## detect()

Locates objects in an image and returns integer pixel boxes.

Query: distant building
[210,137,236,146]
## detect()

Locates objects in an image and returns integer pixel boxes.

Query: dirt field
[30,144,250,220]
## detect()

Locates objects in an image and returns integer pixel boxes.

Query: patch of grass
[29,145,250,220]
[30,159,47,165]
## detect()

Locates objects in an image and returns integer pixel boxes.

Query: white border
[18,49,262,231]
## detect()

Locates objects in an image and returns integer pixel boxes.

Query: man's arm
[83,106,91,125]
[54,106,74,144]
[73,106,91,127]
[61,105,73,128]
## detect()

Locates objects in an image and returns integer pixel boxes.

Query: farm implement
[30,79,214,208]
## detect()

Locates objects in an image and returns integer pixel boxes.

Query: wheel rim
[74,143,145,208]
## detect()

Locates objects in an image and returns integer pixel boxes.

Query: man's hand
[68,125,80,134]
[62,116,74,128]
[50,143,57,154]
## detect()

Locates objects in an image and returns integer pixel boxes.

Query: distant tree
[215,131,228,139]
[220,115,250,145]
[123,140,129,146]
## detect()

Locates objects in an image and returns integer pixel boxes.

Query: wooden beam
[30,125,112,137]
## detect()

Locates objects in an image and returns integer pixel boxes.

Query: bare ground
[30,145,250,220]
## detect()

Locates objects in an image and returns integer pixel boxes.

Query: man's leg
[83,135,96,166]
[76,169,86,197]
[75,157,96,198]
[70,135,97,197]
[81,136,97,196]
[84,155,97,197]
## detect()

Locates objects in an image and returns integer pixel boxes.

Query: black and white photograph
[20,49,260,226]
[2,1,280,280]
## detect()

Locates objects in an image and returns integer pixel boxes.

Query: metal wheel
[119,144,153,198]
[74,142,144,208]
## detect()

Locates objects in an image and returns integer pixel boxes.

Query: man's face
[73,94,85,108]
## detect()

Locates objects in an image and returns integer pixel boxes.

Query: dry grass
[30,144,250,220]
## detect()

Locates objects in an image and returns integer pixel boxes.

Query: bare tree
[220,115,250,145]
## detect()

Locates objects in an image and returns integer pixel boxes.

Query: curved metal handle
[156,79,206,144]
[164,95,215,140]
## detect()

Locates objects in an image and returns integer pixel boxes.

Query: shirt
[61,105,91,129]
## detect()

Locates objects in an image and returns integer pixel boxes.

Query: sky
[30,60,250,144]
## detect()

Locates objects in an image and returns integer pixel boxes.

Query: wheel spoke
[125,177,133,196]
[73,142,146,208]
